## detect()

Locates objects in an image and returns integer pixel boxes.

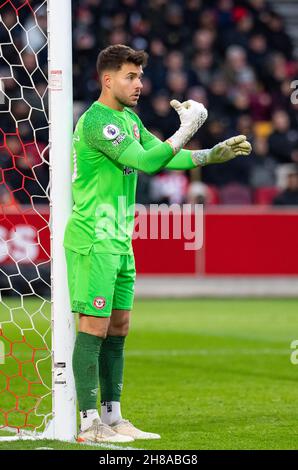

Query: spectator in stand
[164,50,185,74]
[236,114,255,143]
[216,0,235,31]
[220,7,254,50]
[223,45,255,90]
[191,50,217,87]
[0,184,20,214]
[145,38,167,91]
[187,181,208,206]
[273,169,298,206]
[192,28,217,55]
[143,90,177,139]
[271,79,293,114]
[247,0,272,22]
[186,86,208,110]
[268,110,298,164]
[265,52,296,93]
[3,136,48,206]
[163,3,188,50]
[207,74,230,119]
[247,33,269,80]
[249,137,277,189]
[248,80,272,122]
[150,170,189,205]
[166,70,189,102]
[264,11,293,60]
[198,7,218,31]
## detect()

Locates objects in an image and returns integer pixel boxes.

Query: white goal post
[47,0,76,441]
[0,0,76,442]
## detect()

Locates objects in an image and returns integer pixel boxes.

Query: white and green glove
[191,135,252,166]
[167,99,208,154]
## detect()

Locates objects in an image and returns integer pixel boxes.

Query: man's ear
[102,73,111,89]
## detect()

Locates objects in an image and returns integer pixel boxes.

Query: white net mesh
[0,0,51,434]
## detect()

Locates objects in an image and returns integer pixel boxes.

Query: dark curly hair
[96,44,148,79]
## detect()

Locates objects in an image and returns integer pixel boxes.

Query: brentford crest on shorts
[93,296,106,309]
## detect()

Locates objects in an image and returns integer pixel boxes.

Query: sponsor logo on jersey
[93,296,106,310]
[123,166,135,175]
[112,133,126,146]
[103,124,120,140]
[133,123,140,139]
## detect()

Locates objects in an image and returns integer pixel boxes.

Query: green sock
[72,332,103,410]
[99,335,126,402]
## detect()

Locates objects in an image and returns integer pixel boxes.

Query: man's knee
[108,309,131,336]
[79,314,110,338]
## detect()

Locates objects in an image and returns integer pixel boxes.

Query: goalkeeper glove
[167,99,208,154]
[191,135,252,166]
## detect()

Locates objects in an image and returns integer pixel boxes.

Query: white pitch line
[0,435,143,451]
[4,348,289,359]
[78,441,143,451]
[126,348,289,357]
[35,447,54,450]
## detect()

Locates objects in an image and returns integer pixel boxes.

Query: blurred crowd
[72,0,298,206]
[1,0,298,208]
[0,0,48,210]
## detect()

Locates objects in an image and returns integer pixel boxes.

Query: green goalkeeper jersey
[64,101,196,255]
[64,101,157,255]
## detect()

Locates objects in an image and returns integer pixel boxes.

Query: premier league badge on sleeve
[103,124,120,140]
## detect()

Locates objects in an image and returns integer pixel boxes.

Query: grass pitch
[0,298,298,450]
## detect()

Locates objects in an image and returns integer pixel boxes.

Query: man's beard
[116,95,136,108]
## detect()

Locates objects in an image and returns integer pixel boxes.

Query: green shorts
[65,248,136,317]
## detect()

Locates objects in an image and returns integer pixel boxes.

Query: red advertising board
[0,210,49,264]
[1,207,298,275]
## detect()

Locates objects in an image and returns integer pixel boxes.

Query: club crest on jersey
[133,123,140,139]
[103,124,120,140]
[93,296,106,310]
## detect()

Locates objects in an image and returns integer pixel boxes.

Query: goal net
[0,0,75,441]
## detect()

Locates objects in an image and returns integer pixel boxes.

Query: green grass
[0,298,298,450]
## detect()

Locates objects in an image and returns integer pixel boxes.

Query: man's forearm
[164,149,197,170]
[143,136,198,170]
[118,140,175,174]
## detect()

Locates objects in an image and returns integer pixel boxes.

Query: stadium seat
[206,185,220,204]
[219,183,252,205]
[254,187,280,205]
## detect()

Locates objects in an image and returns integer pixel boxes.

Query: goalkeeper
[64,44,252,444]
